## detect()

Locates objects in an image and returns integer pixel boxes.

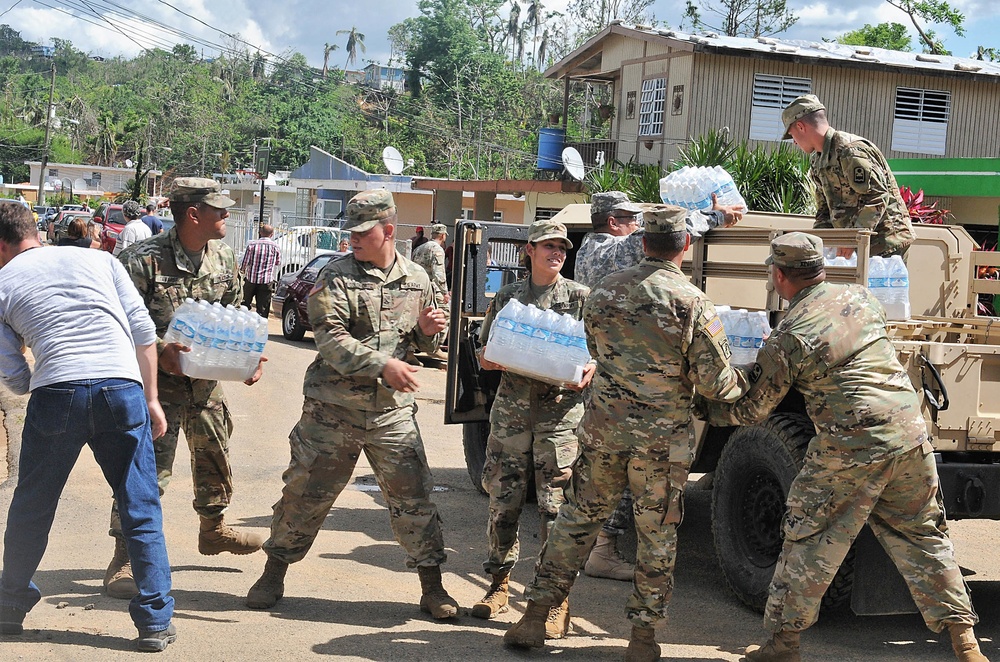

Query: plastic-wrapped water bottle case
[164,298,268,381]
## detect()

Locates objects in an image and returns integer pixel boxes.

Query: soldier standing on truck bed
[701,232,985,662]
[782,94,915,259]
[505,205,747,662]
[574,190,744,582]
[471,219,593,638]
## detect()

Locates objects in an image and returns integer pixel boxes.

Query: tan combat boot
[625,625,660,662]
[584,532,634,581]
[949,624,989,661]
[417,565,459,619]
[744,630,801,662]
[245,557,288,609]
[104,535,138,599]
[198,515,263,556]
[504,600,550,649]
[544,598,571,639]
[471,572,509,619]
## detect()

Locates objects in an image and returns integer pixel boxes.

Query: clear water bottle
[513,304,541,352]
[732,309,752,365]
[867,256,890,308]
[164,298,197,345]
[191,307,218,365]
[710,165,747,209]
[747,311,771,363]
[884,255,911,320]
[225,306,244,367]
[252,315,268,355]
[567,319,590,365]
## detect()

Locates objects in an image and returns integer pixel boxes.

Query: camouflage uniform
[706,232,976,635]
[412,234,447,295]
[261,246,447,568]
[478,274,589,575]
[111,226,242,533]
[525,206,747,627]
[810,127,914,257]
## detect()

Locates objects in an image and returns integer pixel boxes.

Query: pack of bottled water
[483,299,591,386]
[164,298,269,381]
[822,247,858,267]
[866,255,910,321]
[659,165,747,212]
[716,306,771,365]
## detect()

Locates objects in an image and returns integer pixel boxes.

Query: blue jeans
[1,379,173,633]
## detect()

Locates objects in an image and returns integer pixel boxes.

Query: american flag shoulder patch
[705,315,724,338]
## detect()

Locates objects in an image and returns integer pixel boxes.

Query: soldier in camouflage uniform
[783,95,915,258]
[411,223,449,299]
[471,219,592,637]
[702,232,985,662]
[245,189,459,620]
[574,191,744,583]
[105,177,266,600]
[505,205,747,662]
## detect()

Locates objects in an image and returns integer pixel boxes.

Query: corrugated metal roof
[639,25,1000,78]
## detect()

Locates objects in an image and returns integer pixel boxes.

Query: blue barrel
[537,128,565,170]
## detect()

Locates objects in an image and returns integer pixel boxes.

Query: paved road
[1,318,998,660]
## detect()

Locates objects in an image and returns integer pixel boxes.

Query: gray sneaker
[136,623,176,652]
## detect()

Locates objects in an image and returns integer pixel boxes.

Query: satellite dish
[125,159,134,168]
[73,178,87,190]
[382,146,405,175]
[561,147,585,181]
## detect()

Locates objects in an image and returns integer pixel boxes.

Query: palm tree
[336,27,366,68]
[537,28,549,69]
[525,0,543,67]
[322,42,339,78]
[507,2,521,65]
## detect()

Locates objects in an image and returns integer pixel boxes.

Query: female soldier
[472,219,594,639]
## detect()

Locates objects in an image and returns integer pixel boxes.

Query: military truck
[444,209,1000,616]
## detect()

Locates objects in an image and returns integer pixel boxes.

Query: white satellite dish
[561,147,585,181]
[125,159,134,168]
[382,146,405,175]
[73,178,87,190]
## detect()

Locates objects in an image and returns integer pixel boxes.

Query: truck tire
[463,421,489,494]
[712,413,854,612]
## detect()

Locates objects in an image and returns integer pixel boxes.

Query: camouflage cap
[643,204,687,234]
[170,177,236,209]
[781,94,825,140]
[344,189,396,232]
[122,199,143,220]
[527,219,573,249]
[590,191,643,217]
[766,232,825,268]
[429,223,448,236]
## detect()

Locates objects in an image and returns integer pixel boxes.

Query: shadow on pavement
[0,628,135,652]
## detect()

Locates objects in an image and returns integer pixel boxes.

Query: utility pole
[36,63,56,206]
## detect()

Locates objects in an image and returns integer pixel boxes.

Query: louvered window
[749,74,812,141]
[891,87,950,155]
[638,78,666,137]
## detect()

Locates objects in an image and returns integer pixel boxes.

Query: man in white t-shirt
[114,200,152,256]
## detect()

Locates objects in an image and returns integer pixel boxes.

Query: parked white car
[267,226,347,277]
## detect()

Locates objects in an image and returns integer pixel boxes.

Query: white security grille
[639,78,666,137]
[891,87,951,155]
[749,74,812,141]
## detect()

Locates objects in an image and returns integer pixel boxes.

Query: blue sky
[1,0,997,69]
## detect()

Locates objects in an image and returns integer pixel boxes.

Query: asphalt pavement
[1,318,998,661]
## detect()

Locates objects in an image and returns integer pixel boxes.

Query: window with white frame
[749,74,812,141]
[891,87,950,155]
[638,78,666,136]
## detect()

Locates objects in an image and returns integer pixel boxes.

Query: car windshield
[107,209,125,225]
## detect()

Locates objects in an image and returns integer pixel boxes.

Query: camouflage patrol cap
[643,204,687,234]
[527,219,573,249]
[170,177,236,208]
[122,200,143,220]
[766,232,825,268]
[429,223,448,236]
[590,191,643,217]
[344,189,396,232]
[781,94,825,140]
